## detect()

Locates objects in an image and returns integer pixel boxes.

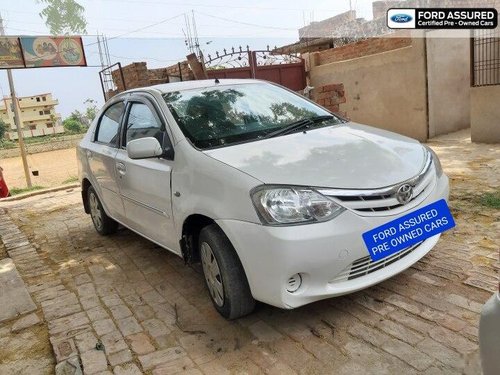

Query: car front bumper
[217,174,449,308]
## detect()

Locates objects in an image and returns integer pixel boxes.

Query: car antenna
[214,78,220,84]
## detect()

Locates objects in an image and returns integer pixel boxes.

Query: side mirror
[127,137,163,159]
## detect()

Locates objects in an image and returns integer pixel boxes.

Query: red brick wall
[315,33,412,66]
[110,60,194,96]
[313,83,346,115]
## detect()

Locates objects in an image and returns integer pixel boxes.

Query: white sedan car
[78,79,449,319]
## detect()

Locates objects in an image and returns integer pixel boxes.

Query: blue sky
[0,0,375,117]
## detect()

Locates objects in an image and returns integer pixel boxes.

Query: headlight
[251,186,345,225]
[424,146,443,177]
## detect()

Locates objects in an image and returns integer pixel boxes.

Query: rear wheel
[199,224,255,319]
[88,186,118,235]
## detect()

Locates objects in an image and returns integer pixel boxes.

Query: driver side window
[124,103,163,146]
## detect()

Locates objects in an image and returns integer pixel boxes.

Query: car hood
[204,122,428,189]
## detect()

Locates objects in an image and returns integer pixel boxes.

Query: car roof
[121,79,264,96]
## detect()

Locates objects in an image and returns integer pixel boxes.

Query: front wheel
[87,186,118,235]
[199,224,255,319]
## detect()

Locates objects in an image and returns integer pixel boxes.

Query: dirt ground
[1,148,78,190]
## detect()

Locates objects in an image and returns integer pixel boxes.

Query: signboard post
[0,16,32,188]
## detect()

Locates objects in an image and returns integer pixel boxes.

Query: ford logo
[390,14,413,23]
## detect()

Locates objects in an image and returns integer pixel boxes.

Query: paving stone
[55,356,83,375]
[80,350,108,374]
[142,318,170,338]
[93,319,117,336]
[87,306,110,322]
[151,356,197,374]
[113,363,142,375]
[75,332,99,354]
[0,258,37,322]
[11,312,41,332]
[248,321,283,342]
[132,305,154,321]
[109,305,132,320]
[108,349,133,366]
[141,289,166,305]
[81,296,101,310]
[138,347,188,370]
[126,332,155,355]
[77,283,98,298]
[100,331,128,354]
[49,312,90,335]
[102,294,122,308]
[117,316,143,337]
[75,273,93,286]
[51,337,79,363]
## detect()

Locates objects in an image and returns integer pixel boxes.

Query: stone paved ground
[0,129,498,375]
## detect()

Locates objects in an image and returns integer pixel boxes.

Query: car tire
[87,186,118,235]
[199,224,255,319]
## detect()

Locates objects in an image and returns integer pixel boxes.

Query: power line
[194,10,296,31]
[84,12,186,46]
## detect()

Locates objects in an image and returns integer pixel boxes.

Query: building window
[29,125,36,130]
[36,97,40,102]
[46,123,53,128]
[39,111,43,115]
[42,96,47,101]
[44,110,50,115]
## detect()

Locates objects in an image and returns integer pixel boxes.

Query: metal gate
[205,46,306,91]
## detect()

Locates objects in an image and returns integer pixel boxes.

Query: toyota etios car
[78,79,449,319]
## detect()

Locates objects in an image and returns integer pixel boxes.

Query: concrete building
[0,93,64,140]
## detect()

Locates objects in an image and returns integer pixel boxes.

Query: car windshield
[162,82,342,149]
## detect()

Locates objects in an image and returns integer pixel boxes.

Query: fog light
[286,273,302,293]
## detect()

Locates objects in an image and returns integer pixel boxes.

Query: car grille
[318,155,435,214]
[330,242,422,284]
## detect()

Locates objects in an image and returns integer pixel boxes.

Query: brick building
[0,93,64,140]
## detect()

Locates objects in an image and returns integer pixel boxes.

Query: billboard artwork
[19,36,87,68]
[0,37,24,68]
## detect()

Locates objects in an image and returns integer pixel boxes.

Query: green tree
[38,0,87,35]
[0,119,7,140]
[63,111,85,133]
[84,99,98,124]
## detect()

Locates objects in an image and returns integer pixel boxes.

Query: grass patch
[478,191,500,209]
[9,185,46,196]
[62,176,79,184]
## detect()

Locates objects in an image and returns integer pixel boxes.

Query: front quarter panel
[172,140,263,239]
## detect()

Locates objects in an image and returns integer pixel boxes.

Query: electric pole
[0,14,32,188]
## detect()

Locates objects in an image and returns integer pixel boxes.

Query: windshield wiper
[264,115,336,139]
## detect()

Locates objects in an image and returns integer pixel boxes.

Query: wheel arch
[81,178,92,214]
[180,213,217,264]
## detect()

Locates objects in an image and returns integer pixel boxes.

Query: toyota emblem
[396,184,413,204]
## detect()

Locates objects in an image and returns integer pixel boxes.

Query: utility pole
[0,14,32,187]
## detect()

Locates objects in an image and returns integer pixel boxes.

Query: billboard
[0,36,86,69]
[0,37,25,68]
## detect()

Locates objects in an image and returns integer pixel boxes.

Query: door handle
[116,162,126,175]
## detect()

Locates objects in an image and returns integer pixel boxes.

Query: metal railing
[472,29,500,87]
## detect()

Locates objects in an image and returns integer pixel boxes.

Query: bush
[63,118,84,134]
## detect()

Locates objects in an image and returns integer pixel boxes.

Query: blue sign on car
[362,199,455,262]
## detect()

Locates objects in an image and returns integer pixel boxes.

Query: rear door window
[95,102,125,145]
